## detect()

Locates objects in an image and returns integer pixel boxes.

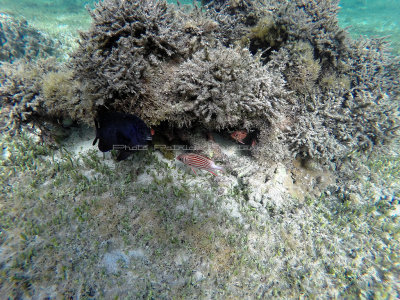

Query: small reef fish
[231,130,248,144]
[231,129,259,147]
[176,153,224,176]
[93,107,152,161]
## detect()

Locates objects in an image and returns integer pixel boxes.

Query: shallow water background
[339,0,400,54]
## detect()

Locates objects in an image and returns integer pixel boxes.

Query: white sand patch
[193,270,205,282]
[102,250,129,274]
[391,203,400,217]
[174,250,190,266]
[61,126,117,169]
[136,171,153,185]
[154,150,175,166]
[101,249,147,275]
[126,196,137,205]
[128,249,146,259]
[40,126,98,163]
[64,126,96,156]
[81,169,96,180]
[175,204,188,213]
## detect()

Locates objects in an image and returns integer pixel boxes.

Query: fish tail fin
[191,167,198,176]
[208,170,218,176]
[206,166,224,176]
[213,164,225,174]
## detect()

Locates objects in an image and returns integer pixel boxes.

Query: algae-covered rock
[284,41,321,93]
[0,13,57,63]
[163,44,290,129]
[1,0,399,166]
[0,58,82,132]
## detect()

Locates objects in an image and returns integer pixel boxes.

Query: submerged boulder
[1,0,399,166]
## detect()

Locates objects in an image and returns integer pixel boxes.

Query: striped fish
[176,153,224,176]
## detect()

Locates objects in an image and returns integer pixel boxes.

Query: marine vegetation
[1,0,398,165]
[0,58,80,133]
[0,125,399,299]
[0,1,399,298]
[0,13,57,63]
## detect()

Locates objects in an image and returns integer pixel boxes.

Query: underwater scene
[0,0,399,298]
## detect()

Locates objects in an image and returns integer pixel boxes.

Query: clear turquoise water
[339,0,400,54]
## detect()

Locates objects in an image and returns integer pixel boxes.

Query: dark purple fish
[176,153,224,176]
[93,107,152,161]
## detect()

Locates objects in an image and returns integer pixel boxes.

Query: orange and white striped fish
[176,153,224,176]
